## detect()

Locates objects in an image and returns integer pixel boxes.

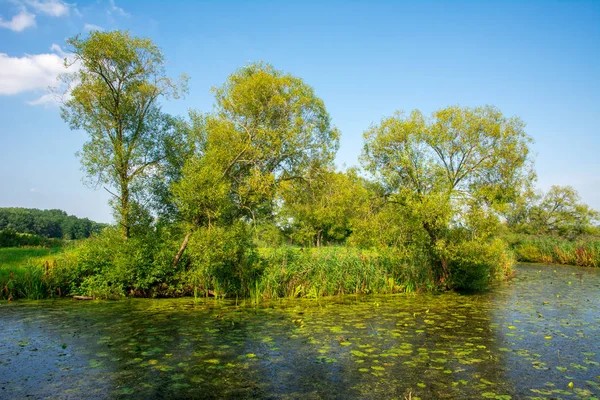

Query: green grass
[0,247,62,269]
[0,247,64,300]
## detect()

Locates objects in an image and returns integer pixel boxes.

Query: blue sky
[0,0,599,223]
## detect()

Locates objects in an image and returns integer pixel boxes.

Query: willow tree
[60,30,187,238]
[508,185,599,238]
[171,62,339,265]
[278,169,370,247]
[362,105,533,280]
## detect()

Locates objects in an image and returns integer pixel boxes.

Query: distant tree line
[0,208,107,239]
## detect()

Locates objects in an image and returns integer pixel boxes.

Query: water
[1,264,599,399]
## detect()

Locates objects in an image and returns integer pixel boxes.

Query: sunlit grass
[252,246,431,300]
[0,247,64,300]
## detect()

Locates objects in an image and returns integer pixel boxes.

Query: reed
[252,247,431,300]
[513,236,600,268]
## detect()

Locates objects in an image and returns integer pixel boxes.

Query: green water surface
[1,264,599,399]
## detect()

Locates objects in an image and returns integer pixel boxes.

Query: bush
[184,222,259,297]
[0,229,63,248]
[446,239,514,291]
[48,226,180,298]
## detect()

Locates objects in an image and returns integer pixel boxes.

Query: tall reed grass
[512,236,600,267]
[252,247,432,300]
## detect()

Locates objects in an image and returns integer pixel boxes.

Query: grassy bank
[1,235,514,300]
[511,235,600,268]
[0,247,64,300]
[1,245,434,301]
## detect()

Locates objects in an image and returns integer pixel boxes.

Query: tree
[510,185,599,238]
[171,62,339,265]
[362,105,533,280]
[279,169,369,247]
[60,30,187,238]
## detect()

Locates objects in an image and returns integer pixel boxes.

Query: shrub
[184,222,258,297]
[0,229,63,248]
[446,239,514,291]
[48,226,181,298]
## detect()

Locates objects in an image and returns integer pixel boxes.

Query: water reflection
[1,264,599,399]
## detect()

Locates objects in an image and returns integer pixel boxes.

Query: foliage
[255,247,433,299]
[48,226,180,298]
[183,222,259,297]
[362,105,533,281]
[444,238,514,291]
[60,30,187,238]
[507,185,599,239]
[171,62,340,265]
[0,229,63,248]
[42,38,595,300]
[0,207,105,240]
[278,169,370,247]
[0,247,64,300]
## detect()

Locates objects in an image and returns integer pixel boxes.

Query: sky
[0,0,599,223]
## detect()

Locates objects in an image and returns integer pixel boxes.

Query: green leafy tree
[362,105,533,281]
[279,169,370,247]
[171,62,339,265]
[0,207,105,239]
[59,30,188,238]
[515,185,599,238]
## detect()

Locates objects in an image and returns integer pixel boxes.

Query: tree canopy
[60,30,187,238]
[170,63,339,265]
[45,29,599,298]
[508,185,599,238]
[0,207,106,239]
[362,105,534,280]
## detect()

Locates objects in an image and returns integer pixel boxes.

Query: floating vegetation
[0,264,598,399]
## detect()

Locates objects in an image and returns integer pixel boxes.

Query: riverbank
[1,242,514,300]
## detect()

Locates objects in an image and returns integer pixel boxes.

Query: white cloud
[108,0,129,18]
[0,10,36,31]
[0,50,64,95]
[27,92,59,106]
[25,0,71,17]
[0,44,78,106]
[50,43,68,56]
[84,23,103,32]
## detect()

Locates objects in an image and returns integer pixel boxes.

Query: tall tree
[509,185,599,238]
[171,62,339,265]
[60,30,187,238]
[362,105,533,279]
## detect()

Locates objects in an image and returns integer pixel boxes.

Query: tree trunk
[173,230,192,267]
[120,179,130,239]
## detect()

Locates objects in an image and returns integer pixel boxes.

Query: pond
[1,264,599,399]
